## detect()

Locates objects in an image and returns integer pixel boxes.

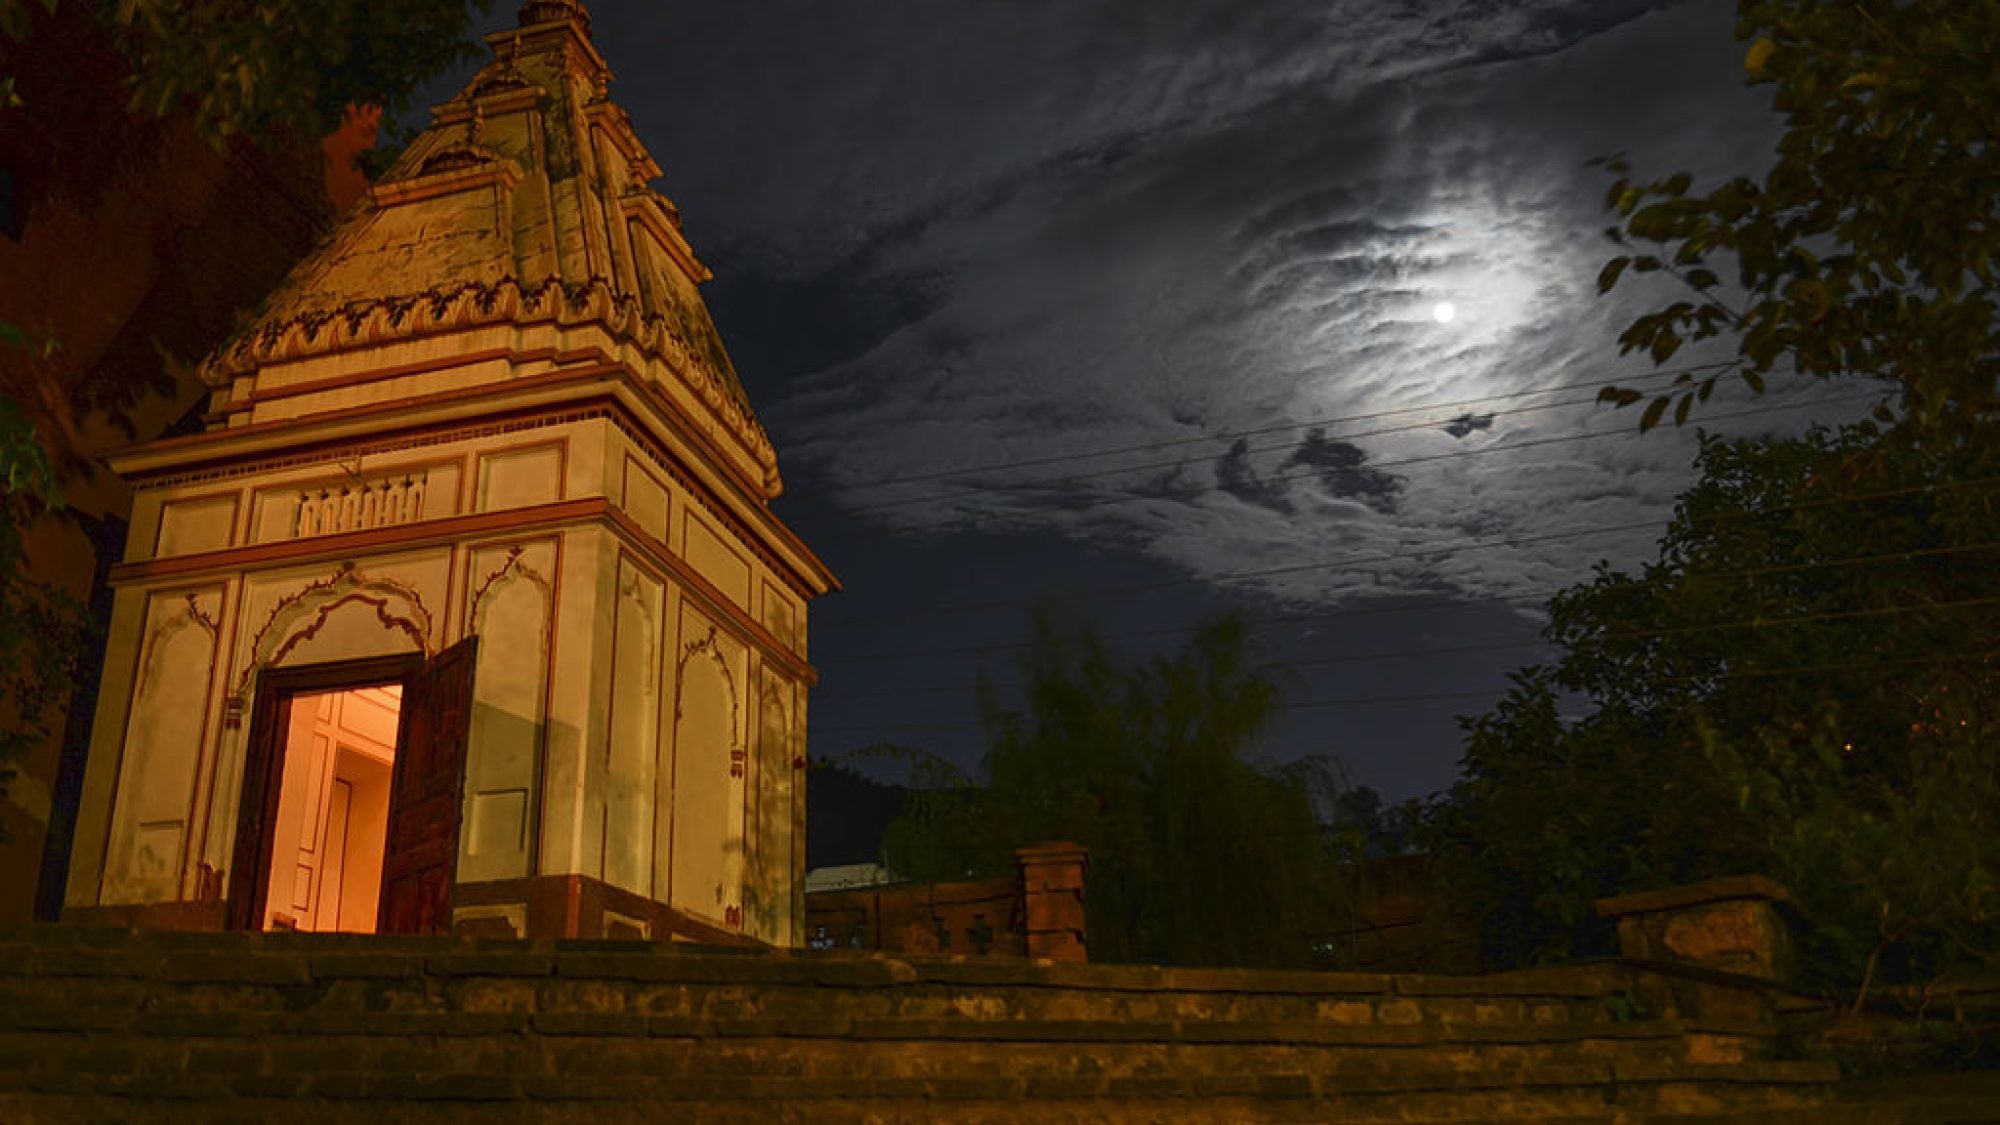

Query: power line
[830,637,1551,701]
[837,367,1728,510]
[826,361,1750,496]
[843,386,1859,519]
[809,639,2000,736]
[817,411,1963,633]
[822,543,2000,704]
[817,591,1553,666]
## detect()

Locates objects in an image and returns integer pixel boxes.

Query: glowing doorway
[261,686,402,932]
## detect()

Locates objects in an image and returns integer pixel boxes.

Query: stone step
[0,934,1676,1031]
[1665,1069,2000,1124]
[0,927,1847,1121]
[2,1059,1841,1123]
[0,1008,1784,1080]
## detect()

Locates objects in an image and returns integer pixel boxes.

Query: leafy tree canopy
[1425,420,2000,991]
[878,610,1374,969]
[1,0,489,143]
[1597,0,2000,432]
[0,0,487,832]
[0,385,88,828]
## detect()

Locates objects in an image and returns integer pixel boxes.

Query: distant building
[805,843,1089,961]
[59,0,837,945]
[803,863,903,895]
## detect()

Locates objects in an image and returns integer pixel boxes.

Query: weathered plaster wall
[71,408,814,945]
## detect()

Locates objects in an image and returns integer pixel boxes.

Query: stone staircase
[0,925,1912,1123]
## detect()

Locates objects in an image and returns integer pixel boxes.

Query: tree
[0,388,89,832]
[0,1,487,865]
[881,610,1357,969]
[1595,1,2000,432]
[0,0,491,467]
[2,0,485,143]
[1425,420,2000,989]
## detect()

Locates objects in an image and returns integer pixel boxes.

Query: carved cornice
[199,276,777,493]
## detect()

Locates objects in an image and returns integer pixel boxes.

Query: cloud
[1443,413,1496,438]
[614,0,1862,609]
[1280,429,1403,513]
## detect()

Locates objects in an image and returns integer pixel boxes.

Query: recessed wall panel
[475,443,564,512]
[155,495,238,558]
[101,587,224,904]
[603,556,663,895]
[682,511,750,608]
[461,539,558,882]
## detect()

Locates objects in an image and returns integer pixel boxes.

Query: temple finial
[517,0,591,38]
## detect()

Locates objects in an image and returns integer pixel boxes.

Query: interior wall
[260,686,397,932]
[333,749,392,932]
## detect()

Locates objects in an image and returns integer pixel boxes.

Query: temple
[59,0,837,944]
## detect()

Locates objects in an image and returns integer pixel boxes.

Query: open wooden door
[225,673,293,931]
[378,637,478,935]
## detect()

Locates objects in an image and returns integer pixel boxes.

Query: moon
[1432,301,1457,324]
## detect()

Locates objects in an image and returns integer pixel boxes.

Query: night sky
[423,1,1868,804]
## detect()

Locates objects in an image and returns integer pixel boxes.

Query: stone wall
[805,842,1087,962]
[0,924,1884,1123]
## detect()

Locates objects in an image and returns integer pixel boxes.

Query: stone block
[521,1074,656,1100]
[926,1075,1024,1100]
[159,953,310,985]
[1376,999,1424,1025]
[365,1071,524,1100]
[543,1039,682,1077]
[532,1011,651,1036]
[808,957,918,988]
[308,952,426,980]
[1596,875,1796,982]
[427,952,553,977]
[181,1043,267,1074]
[1257,1074,1315,1099]
[31,946,164,978]
[1320,999,1375,1025]
[1106,1074,1188,1099]
[226,1072,307,1098]
[1027,1074,1109,1098]
[1,1003,136,1032]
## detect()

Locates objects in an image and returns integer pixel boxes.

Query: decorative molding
[296,472,428,537]
[674,622,745,784]
[616,561,659,694]
[123,394,829,604]
[132,405,603,493]
[133,592,220,703]
[466,544,555,636]
[198,275,775,481]
[370,151,521,208]
[225,561,435,726]
[114,498,598,586]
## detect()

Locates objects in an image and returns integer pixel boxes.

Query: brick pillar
[1015,841,1089,963]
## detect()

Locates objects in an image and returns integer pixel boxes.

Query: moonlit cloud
[605,0,1858,611]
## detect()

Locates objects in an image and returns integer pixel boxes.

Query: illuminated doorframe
[225,653,422,933]
[226,638,479,935]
